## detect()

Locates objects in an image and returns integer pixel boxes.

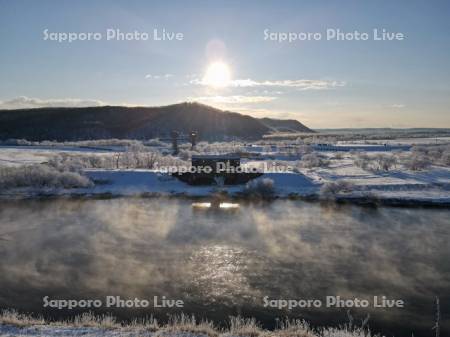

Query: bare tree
[114,152,121,169]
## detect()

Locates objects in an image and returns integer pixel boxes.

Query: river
[0,198,449,336]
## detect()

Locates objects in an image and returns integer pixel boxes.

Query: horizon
[1,100,449,130]
[1,1,450,128]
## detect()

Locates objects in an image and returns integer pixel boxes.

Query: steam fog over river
[0,198,449,336]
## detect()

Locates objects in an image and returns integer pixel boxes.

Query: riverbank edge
[0,190,449,208]
[0,310,371,337]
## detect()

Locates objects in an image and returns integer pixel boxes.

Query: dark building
[173,154,261,185]
[191,154,240,174]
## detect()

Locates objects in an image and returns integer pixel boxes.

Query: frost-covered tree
[320,180,354,199]
[243,178,275,198]
[299,153,329,168]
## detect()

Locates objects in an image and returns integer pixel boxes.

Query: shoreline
[0,309,373,337]
[1,190,449,208]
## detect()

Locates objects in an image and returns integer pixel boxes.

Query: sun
[202,61,231,87]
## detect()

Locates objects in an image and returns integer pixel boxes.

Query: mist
[0,198,449,335]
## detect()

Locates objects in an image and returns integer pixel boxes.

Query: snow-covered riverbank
[0,310,372,337]
[1,168,449,206]
[0,141,449,205]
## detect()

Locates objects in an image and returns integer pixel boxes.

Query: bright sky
[0,0,449,128]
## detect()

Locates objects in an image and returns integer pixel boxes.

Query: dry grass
[157,313,218,337]
[227,317,263,337]
[129,316,159,332]
[0,309,45,327]
[0,310,380,337]
[320,326,374,337]
[265,319,316,337]
[72,312,119,329]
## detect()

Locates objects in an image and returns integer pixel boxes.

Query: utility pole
[171,130,179,155]
[190,131,197,150]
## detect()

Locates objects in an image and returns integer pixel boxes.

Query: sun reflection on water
[191,202,240,210]
[188,245,258,303]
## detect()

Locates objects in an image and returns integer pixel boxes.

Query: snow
[2,166,448,204]
[0,324,156,337]
[81,170,318,197]
[0,323,346,337]
[0,324,225,337]
[0,143,449,204]
[340,136,450,146]
[312,144,411,152]
[299,157,444,186]
[0,146,115,167]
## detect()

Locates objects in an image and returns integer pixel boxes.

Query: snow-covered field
[340,136,450,146]
[0,146,117,167]
[295,152,450,203]
[0,137,449,205]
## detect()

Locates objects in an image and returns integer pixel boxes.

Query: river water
[0,198,449,336]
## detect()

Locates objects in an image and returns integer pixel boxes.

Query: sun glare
[202,61,231,87]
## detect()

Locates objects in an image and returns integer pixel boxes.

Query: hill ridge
[0,102,314,141]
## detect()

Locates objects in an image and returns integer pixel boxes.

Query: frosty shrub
[408,144,450,167]
[403,153,431,171]
[47,148,188,170]
[353,152,371,170]
[354,153,397,171]
[119,146,188,169]
[295,145,313,155]
[194,141,244,154]
[411,145,428,155]
[428,148,443,161]
[143,138,169,147]
[353,145,450,172]
[0,138,34,146]
[0,165,93,189]
[300,153,329,168]
[441,150,450,166]
[320,180,354,198]
[48,153,105,171]
[375,154,397,171]
[243,178,275,198]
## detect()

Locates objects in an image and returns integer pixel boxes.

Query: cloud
[231,107,307,120]
[185,73,199,79]
[145,73,173,79]
[190,78,345,90]
[0,96,106,109]
[391,104,406,108]
[189,95,277,104]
